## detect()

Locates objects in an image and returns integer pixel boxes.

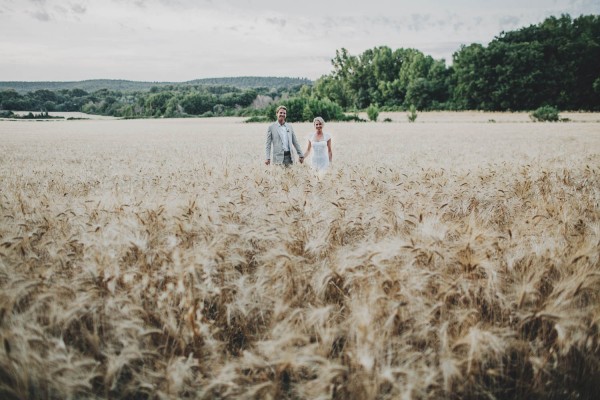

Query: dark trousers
[283,151,292,166]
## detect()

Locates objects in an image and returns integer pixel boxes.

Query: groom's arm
[265,125,272,165]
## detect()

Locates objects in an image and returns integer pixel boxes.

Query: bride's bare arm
[303,140,312,158]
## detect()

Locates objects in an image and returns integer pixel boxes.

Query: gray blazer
[265,122,303,164]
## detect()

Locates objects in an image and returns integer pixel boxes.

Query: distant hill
[185,77,312,88]
[0,77,313,93]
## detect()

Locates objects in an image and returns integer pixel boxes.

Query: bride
[303,117,332,171]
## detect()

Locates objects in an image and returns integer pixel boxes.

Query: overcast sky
[1,0,598,82]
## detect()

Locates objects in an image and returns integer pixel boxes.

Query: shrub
[343,114,367,122]
[407,105,418,123]
[366,104,379,122]
[244,116,270,123]
[15,111,63,119]
[530,105,560,122]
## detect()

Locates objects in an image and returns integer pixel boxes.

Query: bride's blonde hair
[313,116,325,125]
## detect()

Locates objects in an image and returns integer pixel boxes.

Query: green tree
[145,92,174,116]
[118,104,135,118]
[181,92,215,115]
[213,104,225,116]
[0,90,26,110]
[451,43,493,109]
[238,89,258,107]
[313,75,353,109]
[265,97,345,122]
[164,97,181,118]
[29,89,58,103]
[302,97,345,122]
[483,41,543,110]
[405,78,431,110]
[70,88,89,97]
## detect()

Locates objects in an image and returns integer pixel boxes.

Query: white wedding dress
[309,133,331,171]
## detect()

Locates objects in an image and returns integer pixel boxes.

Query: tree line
[310,14,600,112]
[1,14,598,120]
[0,85,291,118]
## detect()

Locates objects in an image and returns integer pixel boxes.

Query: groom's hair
[276,105,287,113]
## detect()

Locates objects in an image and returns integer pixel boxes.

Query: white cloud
[28,9,51,21]
[70,3,87,14]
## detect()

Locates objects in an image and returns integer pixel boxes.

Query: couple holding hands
[264,105,332,171]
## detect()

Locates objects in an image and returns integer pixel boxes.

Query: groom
[264,105,304,166]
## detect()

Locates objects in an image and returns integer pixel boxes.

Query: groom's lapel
[273,124,281,147]
[285,124,292,146]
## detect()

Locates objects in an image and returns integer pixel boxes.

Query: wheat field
[1,114,599,399]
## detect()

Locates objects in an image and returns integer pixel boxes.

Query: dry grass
[1,114,599,399]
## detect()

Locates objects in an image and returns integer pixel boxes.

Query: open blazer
[265,122,303,164]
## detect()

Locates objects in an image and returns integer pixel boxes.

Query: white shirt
[277,123,289,151]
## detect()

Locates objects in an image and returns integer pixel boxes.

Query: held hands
[264,158,304,165]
